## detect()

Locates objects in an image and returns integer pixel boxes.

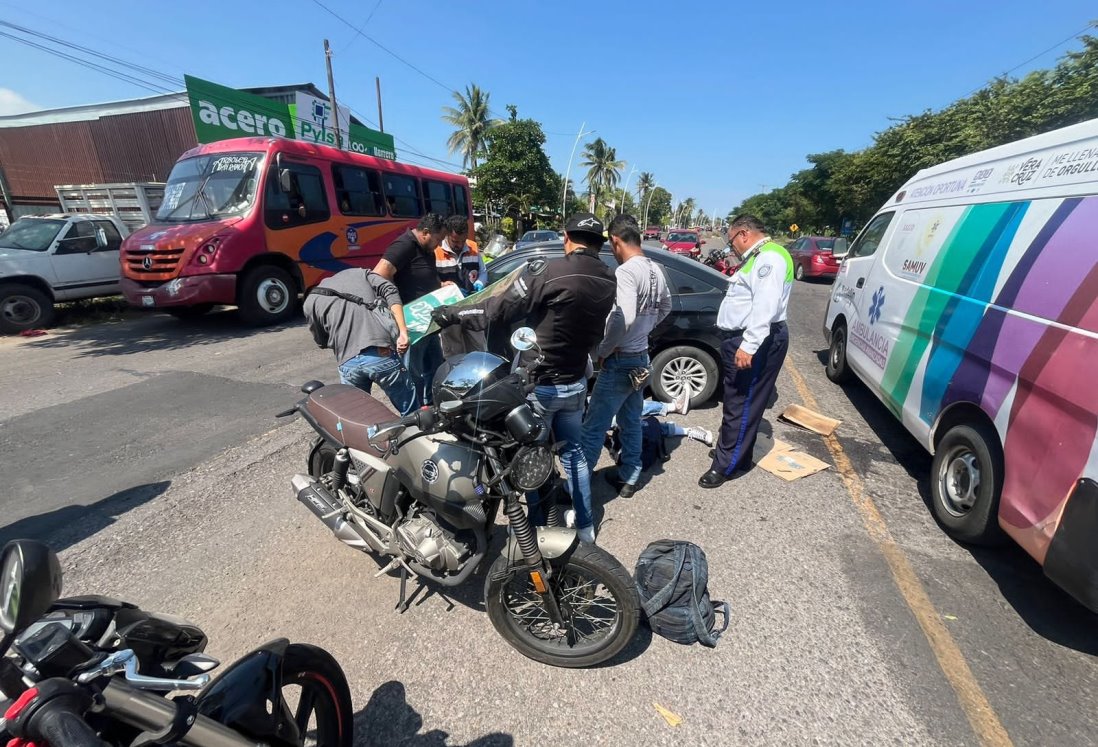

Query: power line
[961,22,1095,99]
[339,0,384,53]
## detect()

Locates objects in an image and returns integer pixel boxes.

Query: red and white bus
[120,137,471,324]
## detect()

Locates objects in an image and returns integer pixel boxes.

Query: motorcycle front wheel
[484,542,640,668]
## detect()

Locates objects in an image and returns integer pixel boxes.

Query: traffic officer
[699,214,793,488]
[431,213,617,543]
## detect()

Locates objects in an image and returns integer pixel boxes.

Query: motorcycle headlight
[510,445,553,491]
[505,404,545,443]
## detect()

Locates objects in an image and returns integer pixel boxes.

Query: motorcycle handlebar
[32,704,109,747]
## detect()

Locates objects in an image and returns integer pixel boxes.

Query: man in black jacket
[432,213,616,543]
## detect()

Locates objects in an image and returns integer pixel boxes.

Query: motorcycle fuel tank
[391,429,485,528]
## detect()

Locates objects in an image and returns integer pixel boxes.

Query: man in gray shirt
[580,214,671,498]
[304,268,418,415]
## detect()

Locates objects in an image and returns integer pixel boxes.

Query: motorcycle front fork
[503,493,567,626]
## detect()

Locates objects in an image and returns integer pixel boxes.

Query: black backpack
[605,415,670,471]
[634,540,729,647]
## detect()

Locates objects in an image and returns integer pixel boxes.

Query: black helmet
[431,351,511,406]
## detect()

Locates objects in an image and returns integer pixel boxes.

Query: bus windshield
[156,152,264,223]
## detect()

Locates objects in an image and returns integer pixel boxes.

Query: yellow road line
[785,360,1012,747]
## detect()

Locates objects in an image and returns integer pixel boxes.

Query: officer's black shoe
[605,472,637,498]
[698,469,728,489]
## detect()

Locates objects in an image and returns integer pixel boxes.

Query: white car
[0,214,128,333]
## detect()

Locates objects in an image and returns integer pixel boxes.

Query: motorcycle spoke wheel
[485,543,640,668]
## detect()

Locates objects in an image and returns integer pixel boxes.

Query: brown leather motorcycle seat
[305,384,398,450]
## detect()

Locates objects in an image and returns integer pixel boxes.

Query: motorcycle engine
[395,510,469,572]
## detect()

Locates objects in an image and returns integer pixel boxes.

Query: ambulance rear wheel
[931,421,1007,546]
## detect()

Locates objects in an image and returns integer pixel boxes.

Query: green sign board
[183,74,396,160]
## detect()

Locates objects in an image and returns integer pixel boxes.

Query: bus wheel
[930,421,1007,545]
[239,265,297,326]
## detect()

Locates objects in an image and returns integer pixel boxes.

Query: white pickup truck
[0,214,129,333]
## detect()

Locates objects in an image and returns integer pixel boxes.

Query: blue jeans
[404,334,444,405]
[527,381,593,531]
[581,352,649,485]
[643,399,668,417]
[339,348,419,415]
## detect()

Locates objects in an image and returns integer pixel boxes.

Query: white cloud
[0,88,39,116]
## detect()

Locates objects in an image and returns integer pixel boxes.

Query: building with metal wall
[0,83,334,222]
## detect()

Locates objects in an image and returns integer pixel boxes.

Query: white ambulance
[823,118,1098,611]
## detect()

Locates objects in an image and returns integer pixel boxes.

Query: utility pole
[375,76,385,133]
[323,39,342,149]
[562,122,594,223]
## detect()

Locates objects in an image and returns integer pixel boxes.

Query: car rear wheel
[930,421,1007,545]
[825,323,854,384]
[651,346,719,407]
[795,264,806,281]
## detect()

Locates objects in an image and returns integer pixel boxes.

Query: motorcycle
[702,244,739,277]
[0,539,354,747]
[282,327,640,668]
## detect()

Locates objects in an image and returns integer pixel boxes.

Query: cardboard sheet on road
[778,404,842,436]
[757,439,831,481]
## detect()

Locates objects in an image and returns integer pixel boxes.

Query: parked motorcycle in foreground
[0,539,353,747]
[283,327,640,668]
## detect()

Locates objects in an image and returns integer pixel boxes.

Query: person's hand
[431,305,457,327]
[396,332,409,354]
[735,348,753,370]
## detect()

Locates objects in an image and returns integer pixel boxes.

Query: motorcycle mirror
[0,540,63,637]
[510,327,538,352]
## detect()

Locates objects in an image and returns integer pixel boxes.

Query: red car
[643,226,661,241]
[662,229,702,259]
[788,235,845,280]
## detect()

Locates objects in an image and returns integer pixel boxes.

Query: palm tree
[636,171,656,203]
[581,138,624,212]
[441,84,500,171]
[681,197,696,226]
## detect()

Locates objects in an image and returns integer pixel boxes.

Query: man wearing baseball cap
[432,213,616,543]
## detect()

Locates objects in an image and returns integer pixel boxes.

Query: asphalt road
[1,244,1095,746]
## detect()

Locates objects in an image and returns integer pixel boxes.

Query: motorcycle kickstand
[396,564,409,613]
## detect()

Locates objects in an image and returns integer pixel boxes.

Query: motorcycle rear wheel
[484,543,639,668]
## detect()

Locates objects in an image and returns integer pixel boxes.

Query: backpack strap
[687,556,729,648]
[639,544,688,618]
[308,286,384,310]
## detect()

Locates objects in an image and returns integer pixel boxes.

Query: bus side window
[333,165,384,216]
[848,212,894,258]
[265,162,330,228]
[382,174,423,218]
[454,185,468,219]
[423,179,455,216]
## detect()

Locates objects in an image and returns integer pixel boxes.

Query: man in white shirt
[699,215,793,488]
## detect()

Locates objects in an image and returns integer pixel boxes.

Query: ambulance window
[848,212,894,258]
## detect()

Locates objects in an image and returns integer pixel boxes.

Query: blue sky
[0,0,1095,217]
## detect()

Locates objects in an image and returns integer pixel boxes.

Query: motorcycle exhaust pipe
[291,474,386,553]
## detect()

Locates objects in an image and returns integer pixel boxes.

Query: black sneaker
[605,472,637,498]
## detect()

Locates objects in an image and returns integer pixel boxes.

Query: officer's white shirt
[716,236,792,355]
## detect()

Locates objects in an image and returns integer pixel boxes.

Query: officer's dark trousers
[710,322,788,476]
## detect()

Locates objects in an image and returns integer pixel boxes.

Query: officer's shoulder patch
[527,258,548,276]
[757,264,773,278]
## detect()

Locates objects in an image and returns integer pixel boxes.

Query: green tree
[441,83,500,171]
[471,114,558,237]
[581,138,624,213]
[636,171,656,203]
